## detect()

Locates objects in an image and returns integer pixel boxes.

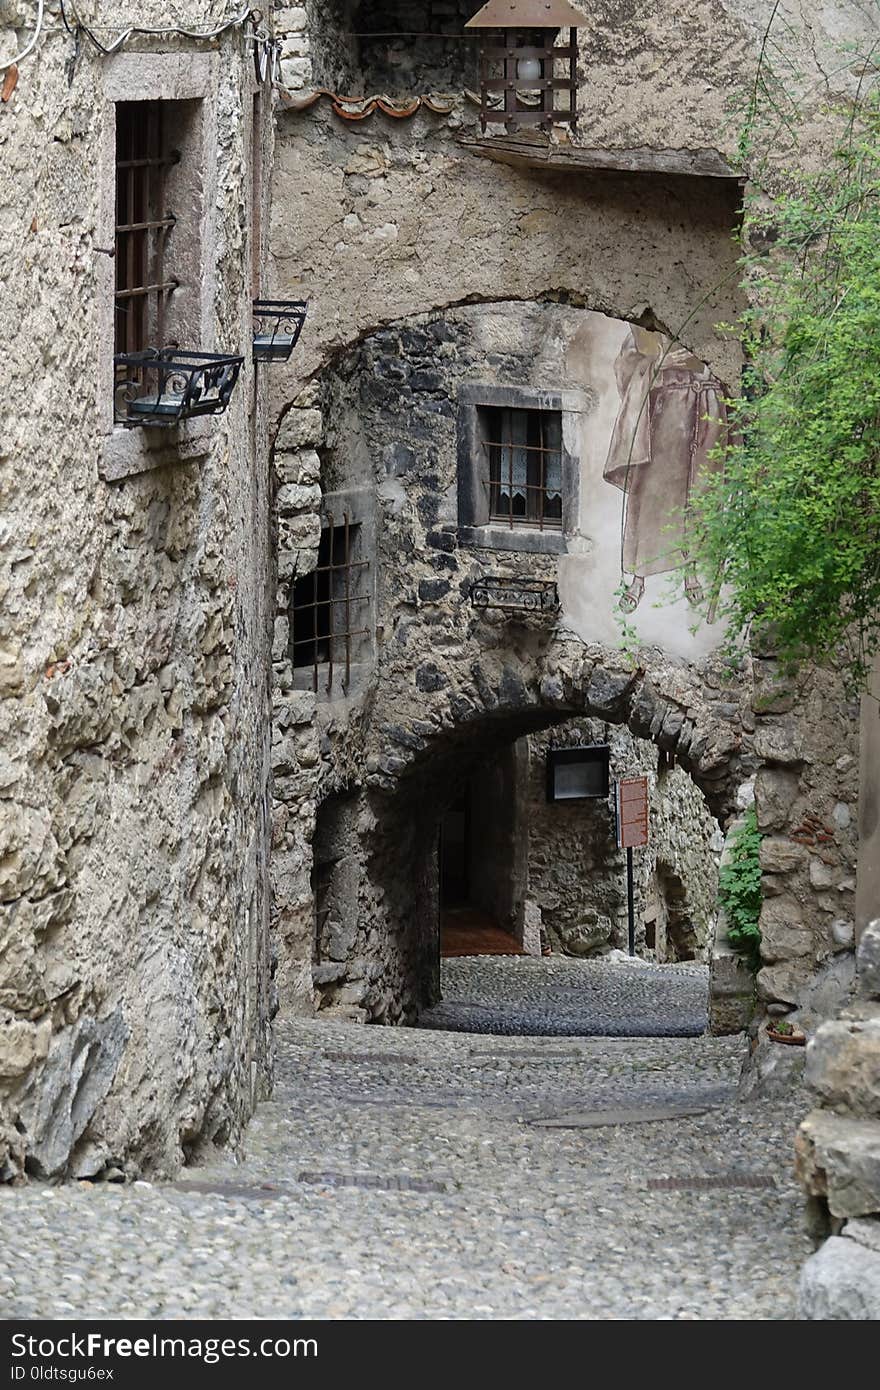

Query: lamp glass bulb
[516,58,542,82]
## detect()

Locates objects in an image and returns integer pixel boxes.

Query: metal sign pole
[615,776,649,959]
[627,846,635,957]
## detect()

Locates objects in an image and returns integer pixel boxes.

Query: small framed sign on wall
[546,745,611,802]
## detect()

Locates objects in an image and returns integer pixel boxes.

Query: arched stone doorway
[298,647,746,1023]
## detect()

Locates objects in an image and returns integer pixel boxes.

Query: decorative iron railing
[114,348,244,426]
[252,299,308,362]
[469,576,560,614]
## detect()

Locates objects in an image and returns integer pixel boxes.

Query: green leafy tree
[684,41,880,691]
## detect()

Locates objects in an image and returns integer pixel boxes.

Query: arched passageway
[308,656,742,1028]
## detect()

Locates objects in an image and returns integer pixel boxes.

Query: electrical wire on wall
[1,2,276,76]
[57,0,255,54]
[1,0,45,72]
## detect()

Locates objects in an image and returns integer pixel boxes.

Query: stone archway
[297,641,749,1022]
[266,298,863,1046]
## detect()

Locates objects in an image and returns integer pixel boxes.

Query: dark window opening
[312,861,335,964]
[546,745,611,802]
[480,405,563,529]
[290,515,370,695]
[348,2,480,96]
[114,101,179,359]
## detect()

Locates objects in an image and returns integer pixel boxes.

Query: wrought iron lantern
[546,745,610,802]
[114,348,244,426]
[465,0,583,135]
[252,299,308,363]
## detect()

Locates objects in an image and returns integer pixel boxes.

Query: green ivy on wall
[719,807,763,971]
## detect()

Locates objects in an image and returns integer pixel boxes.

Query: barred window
[479,405,563,530]
[290,515,371,696]
[114,102,178,358]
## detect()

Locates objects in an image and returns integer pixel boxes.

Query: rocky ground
[0,958,811,1320]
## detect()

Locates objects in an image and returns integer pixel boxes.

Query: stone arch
[301,645,747,1020]
[361,640,746,825]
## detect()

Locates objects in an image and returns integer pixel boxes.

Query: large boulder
[799,1234,880,1319]
[796,1109,880,1219]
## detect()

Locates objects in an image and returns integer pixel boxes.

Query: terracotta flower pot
[767,1025,806,1047]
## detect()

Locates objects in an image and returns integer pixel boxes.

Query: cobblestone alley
[1,959,810,1320]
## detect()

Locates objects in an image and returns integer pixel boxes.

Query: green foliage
[686,61,880,691]
[719,807,763,971]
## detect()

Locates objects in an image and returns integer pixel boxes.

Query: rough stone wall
[796,919,880,1317]
[0,19,276,1180]
[277,1,876,162]
[523,719,722,959]
[291,2,479,96]
[270,101,743,390]
[351,2,479,96]
[289,1,357,93]
[751,658,860,1031]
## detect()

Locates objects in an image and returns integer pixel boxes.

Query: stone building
[2,0,879,1314]
[0,2,279,1181]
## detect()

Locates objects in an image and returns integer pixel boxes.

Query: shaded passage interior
[312,713,721,1033]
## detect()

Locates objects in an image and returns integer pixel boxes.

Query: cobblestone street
[1,959,811,1320]
[422,954,709,1036]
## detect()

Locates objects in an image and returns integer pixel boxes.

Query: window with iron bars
[290,516,370,696]
[479,405,563,530]
[114,101,179,361]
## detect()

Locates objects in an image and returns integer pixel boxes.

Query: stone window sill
[99,417,215,482]
[291,661,371,702]
[457,525,567,556]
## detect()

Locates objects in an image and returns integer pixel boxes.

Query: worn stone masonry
[0,0,872,1242]
[0,10,277,1180]
[266,1,867,1054]
[267,302,762,1023]
[267,290,859,1042]
[797,919,880,1318]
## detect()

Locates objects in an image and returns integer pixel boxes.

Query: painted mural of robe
[552,308,731,662]
[602,326,728,612]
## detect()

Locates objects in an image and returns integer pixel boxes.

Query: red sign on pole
[616,776,649,849]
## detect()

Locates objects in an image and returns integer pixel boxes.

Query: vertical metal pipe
[326,513,334,696]
[344,512,351,692]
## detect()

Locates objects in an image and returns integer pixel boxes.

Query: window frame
[481,403,564,531]
[289,488,376,701]
[97,52,258,481]
[457,384,581,555]
[114,101,176,362]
